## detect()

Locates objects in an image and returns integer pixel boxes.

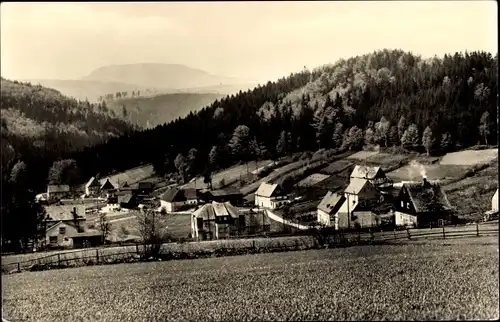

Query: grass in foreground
[2,237,498,322]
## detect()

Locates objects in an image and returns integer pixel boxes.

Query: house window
[59,227,66,234]
[401,201,404,208]
[49,236,57,243]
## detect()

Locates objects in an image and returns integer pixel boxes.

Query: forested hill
[106,92,226,128]
[73,49,498,179]
[0,78,135,185]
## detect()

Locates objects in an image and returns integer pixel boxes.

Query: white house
[254,182,289,210]
[350,165,388,186]
[317,191,345,228]
[492,189,499,212]
[46,184,70,200]
[160,188,198,213]
[85,177,101,196]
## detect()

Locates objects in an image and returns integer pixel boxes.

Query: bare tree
[98,213,112,244]
[136,208,169,259]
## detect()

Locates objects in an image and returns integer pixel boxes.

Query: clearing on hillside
[3,238,498,321]
[183,160,272,190]
[296,173,330,188]
[320,159,354,175]
[440,149,498,166]
[386,163,471,182]
[347,150,379,160]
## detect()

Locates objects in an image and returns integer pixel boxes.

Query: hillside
[82,63,250,90]
[21,79,163,103]
[73,49,497,181]
[0,78,134,187]
[107,92,226,128]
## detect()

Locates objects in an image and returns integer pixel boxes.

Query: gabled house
[43,205,89,248]
[350,165,388,186]
[100,179,115,192]
[202,187,244,206]
[191,202,271,240]
[492,189,499,212]
[317,191,345,228]
[160,188,198,213]
[397,178,454,227]
[334,178,382,229]
[254,182,289,209]
[117,192,137,209]
[47,185,70,200]
[85,177,101,196]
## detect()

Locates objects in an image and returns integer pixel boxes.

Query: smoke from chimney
[409,160,428,179]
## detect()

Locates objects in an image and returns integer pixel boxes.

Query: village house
[191,202,270,240]
[100,179,115,194]
[160,188,198,213]
[254,182,290,209]
[333,177,383,229]
[396,178,455,227]
[84,177,101,196]
[317,191,345,228]
[492,189,498,212]
[201,187,244,206]
[46,184,70,200]
[43,205,101,249]
[350,165,388,186]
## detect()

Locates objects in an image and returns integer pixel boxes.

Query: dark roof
[403,180,453,213]
[44,205,86,221]
[161,188,197,202]
[317,191,345,214]
[193,202,241,220]
[118,193,133,204]
[100,179,115,190]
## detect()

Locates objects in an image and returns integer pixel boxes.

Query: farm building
[43,205,101,248]
[396,178,455,227]
[317,191,345,228]
[201,187,244,206]
[191,202,270,240]
[100,179,115,192]
[255,182,290,209]
[85,177,101,196]
[492,189,499,212]
[350,165,388,186]
[46,184,70,200]
[117,193,137,209]
[334,178,383,229]
[98,164,155,190]
[160,188,198,213]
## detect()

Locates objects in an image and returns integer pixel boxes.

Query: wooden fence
[2,221,497,274]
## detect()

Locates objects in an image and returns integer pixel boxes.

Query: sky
[1,1,497,83]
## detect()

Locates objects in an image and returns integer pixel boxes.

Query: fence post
[393,228,397,240]
[406,228,411,240]
[136,243,139,254]
[17,262,20,272]
[252,240,256,250]
[476,222,480,237]
[96,249,99,264]
[442,226,445,239]
[58,254,61,267]
[369,229,374,244]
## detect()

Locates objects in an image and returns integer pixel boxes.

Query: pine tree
[375,116,390,147]
[332,122,343,149]
[440,132,452,152]
[479,111,490,145]
[347,126,364,150]
[364,128,375,145]
[422,126,435,156]
[401,123,420,148]
[208,146,218,170]
[397,116,406,144]
[388,126,398,146]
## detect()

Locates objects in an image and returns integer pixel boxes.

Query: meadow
[2,236,498,322]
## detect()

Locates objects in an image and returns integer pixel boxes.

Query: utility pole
[347,193,351,230]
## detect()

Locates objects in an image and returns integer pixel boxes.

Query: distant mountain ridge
[81,63,251,89]
[21,63,257,102]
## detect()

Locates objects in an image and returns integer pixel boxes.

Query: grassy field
[347,150,379,160]
[386,164,472,182]
[183,160,272,190]
[440,148,498,166]
[296,173,330,188]
[3,236,498,321]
